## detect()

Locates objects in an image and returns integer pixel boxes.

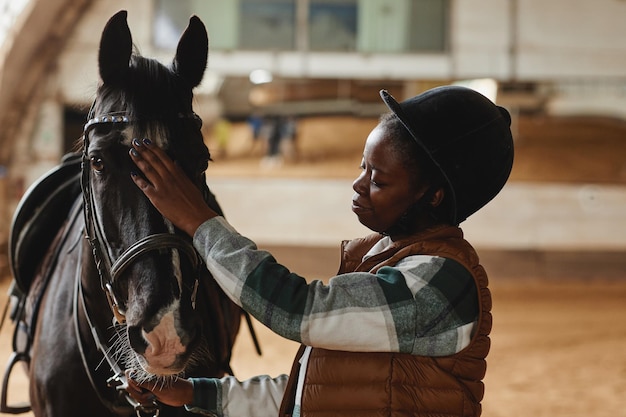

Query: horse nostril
[127,325,148,354]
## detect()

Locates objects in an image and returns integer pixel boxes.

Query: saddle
[9,152,82,294]
[1,153,82,414]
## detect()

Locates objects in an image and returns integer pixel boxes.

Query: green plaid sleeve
[186,378,221,416]
[195,217,478,356]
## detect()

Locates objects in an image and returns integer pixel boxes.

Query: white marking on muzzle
[140,300,186,374]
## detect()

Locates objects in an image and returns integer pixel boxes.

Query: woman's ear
[429,187,446,208]
[412,185,445,208]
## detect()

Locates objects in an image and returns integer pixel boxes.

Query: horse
[2,10,246,417]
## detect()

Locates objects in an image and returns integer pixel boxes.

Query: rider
[126,85,514,417]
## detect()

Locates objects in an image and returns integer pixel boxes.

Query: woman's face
[352,125,425,234]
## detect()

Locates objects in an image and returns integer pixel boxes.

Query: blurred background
[0,1,624,416]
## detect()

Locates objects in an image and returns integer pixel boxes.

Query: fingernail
[130,149,139,157]
[132,138,142,147]
[143,138,152,145]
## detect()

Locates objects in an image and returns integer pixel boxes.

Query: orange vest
[279,225,492,417]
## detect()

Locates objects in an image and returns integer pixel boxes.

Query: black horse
[2,10,244,417]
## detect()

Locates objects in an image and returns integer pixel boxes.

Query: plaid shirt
[186,217,478,417]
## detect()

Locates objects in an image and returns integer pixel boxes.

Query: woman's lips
[351,199,371,214]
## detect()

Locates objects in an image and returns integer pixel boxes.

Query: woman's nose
[352,171,367,195]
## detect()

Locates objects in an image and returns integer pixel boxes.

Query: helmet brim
[380,89,459,224]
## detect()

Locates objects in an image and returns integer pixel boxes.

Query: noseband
[81,108,202,324]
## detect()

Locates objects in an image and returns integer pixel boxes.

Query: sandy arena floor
[1,275,625,417]
[232,278,626,417]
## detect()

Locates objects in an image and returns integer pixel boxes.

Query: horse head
[82,10,215,379]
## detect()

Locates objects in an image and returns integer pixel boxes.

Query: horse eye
[90,156,105,172]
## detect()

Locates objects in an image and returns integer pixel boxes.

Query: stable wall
[1,0,626,262]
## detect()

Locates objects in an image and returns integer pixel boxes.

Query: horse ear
[172,16,208,88]
[98,10,132,84]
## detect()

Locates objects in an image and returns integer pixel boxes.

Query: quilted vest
[279,225,492,417]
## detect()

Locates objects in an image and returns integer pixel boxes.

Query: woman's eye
[370,178,384,187]
[90,156,105,172]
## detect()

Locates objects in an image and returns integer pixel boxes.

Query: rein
[72,222,158,417]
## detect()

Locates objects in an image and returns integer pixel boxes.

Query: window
[153,0,194,49]
[153,0,239,50]
[357,0,448,53]
[239,0,296,50]
[309,0,357,51]
[408,0,448,52]
[152,0,447,53]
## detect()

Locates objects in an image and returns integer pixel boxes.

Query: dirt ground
[0,114,625,416]
[1,274,625,417]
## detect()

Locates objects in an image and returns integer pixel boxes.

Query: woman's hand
[129,138,217,236]
[125,371,194,408]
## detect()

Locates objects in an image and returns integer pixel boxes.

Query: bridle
[81,108,203,324]
[79,105,203,417]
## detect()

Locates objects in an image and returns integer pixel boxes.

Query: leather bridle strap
[81,108,202,324]
[103,232,200,324]
[74,235,161,417]
[110,233,199,284]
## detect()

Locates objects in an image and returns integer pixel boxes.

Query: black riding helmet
[380,86,514,225]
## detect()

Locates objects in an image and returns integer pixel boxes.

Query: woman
[126,86,514,417]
